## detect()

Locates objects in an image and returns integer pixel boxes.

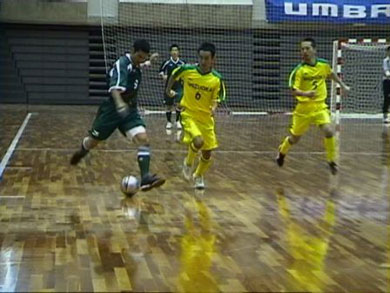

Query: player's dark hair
[301,38,317,48]
[170,44,179,51]
[198,42,216,57]
[133,39,150,53]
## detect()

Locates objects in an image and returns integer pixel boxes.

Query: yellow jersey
[289,58,332,104]
[171,65,226,123]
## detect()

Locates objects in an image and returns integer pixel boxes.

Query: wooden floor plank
[0,105,389,292]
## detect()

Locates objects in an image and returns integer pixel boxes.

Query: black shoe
[70,148,89,165]
[328,162,338,175]
[276,152,285,167]
[140,173,166,192]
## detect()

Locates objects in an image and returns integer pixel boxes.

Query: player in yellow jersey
[276,38,350,175]
[165,42,226,189]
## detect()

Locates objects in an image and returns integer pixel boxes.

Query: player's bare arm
[111,89,129,116]
[140,52,159,68]
[159,72,168,81]
[210,100,219,117]
[329,71,350,95]
[291,88,316,98]
[165,75,177,97]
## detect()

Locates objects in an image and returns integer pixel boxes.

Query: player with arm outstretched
[276,38,350,175]
[70,39,165,191]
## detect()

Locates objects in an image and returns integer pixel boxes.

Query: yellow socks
[279,136,292,155]
[185,142,198,166]
[194,155,212,177]
[324,136,336,162]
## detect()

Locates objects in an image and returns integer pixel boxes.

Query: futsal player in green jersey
[70,39,165,191]
[277,38,350,175]
[166,42,226,189]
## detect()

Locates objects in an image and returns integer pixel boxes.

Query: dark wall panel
[0,24,89,104]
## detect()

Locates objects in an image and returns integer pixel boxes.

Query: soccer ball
[120,175,140,196]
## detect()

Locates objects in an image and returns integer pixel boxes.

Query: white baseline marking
[0,113,32,179]
[6,166,32,170]
[0,196,26,199]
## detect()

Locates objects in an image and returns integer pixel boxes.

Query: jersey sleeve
[108,56,129,92]
[289,66,302,90]
[384,58,390,73]
[159,59,169,74]
[171,65,188,81]
[325,62,332,78]
[215,79,226,102]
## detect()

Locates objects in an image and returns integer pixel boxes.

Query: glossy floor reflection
[0,105,389,292]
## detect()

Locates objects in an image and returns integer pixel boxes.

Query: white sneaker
[182,158,192,181]
[176,121,182,129]
[166,122,173,129]
[193,174,205,189]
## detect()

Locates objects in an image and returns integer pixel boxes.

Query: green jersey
[108,53,142,108]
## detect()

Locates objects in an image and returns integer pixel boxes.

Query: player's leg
[316,109,338,175]
[120,112,166,192]
[180,112,203,181]
[276,114,308,167]
[192,121,218,189]
[319,123,338,174]
[192,150,211,189]
[164,93,174,129]
[70,136,100,165]
[70,100,118,165]
[383,80,390,123]
[183,135,203,181]
[175,89,183,129]
[175,107,182,129]
[132,130,166,191]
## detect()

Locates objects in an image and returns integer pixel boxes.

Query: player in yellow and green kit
[165,42,226,189]
[276,38,350,175]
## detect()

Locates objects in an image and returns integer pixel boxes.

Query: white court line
[6,166,32,170]
[15,147,384,156]
[0,113,32,179]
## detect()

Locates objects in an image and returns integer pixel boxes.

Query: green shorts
[89,99,145,140]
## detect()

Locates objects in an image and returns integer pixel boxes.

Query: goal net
[99,0,256,114]
[98,2,390,154]
[331,39,388,120]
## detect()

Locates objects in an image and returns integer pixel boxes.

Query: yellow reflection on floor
[177,190,219,293]
[276,185,337,292]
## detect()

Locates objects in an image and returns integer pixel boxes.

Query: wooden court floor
[0,105,389,292]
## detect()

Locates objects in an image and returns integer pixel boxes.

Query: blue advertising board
[265,0,390,23]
